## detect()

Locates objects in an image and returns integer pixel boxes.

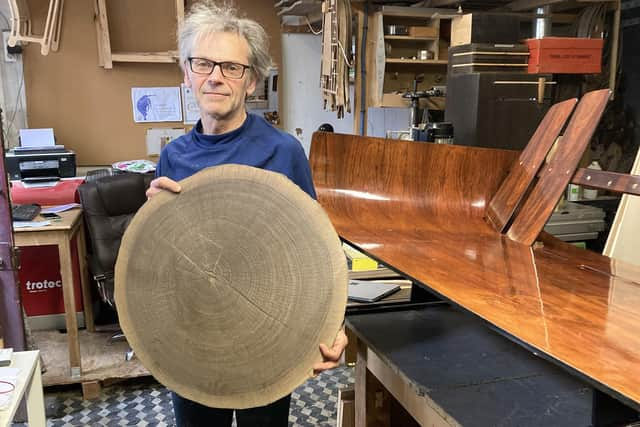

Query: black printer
[5,146,76,182]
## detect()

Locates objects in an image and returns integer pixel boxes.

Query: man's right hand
[146,177,182,199]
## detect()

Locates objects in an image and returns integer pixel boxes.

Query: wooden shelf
[386,58,448,65]
[94,0,184,69]
[380,5,455,18]
[384,35,438,41]
[111,51,178,64]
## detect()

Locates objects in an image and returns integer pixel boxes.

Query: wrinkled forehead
[191,31,251,64]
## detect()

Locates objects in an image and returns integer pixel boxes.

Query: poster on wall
[181,83,200,125]
[131,87,182,123]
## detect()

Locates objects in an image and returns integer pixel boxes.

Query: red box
[10,178,84,205]
[526,37,603,74]
[19,242,84,317]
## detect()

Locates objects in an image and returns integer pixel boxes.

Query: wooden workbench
[14,209,94,379]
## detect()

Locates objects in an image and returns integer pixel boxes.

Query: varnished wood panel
[572,168,640,196]
[310,128,640,409]
[311,132,519,236]
[507,89,611,245]
[486,98,577,232]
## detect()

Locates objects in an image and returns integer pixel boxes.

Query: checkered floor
[13,366,354,426]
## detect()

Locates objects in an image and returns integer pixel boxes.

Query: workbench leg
[58,238,82,379]
[355,340,391,427]
[76,225,95,332]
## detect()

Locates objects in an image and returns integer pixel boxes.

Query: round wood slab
[114,165,347,409]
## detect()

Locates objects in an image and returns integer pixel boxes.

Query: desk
[0,350,45,427]
[14,209,94,378]
[347,306,599,427]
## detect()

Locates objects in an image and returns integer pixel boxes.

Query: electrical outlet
[2,31,17,62]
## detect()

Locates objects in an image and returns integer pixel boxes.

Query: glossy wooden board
[310,130,640,409]
[486,98,577,232]
[507,89,611,245]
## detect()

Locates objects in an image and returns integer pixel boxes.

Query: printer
[5,146,76,182]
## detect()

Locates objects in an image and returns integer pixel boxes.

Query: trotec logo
[25,280,62,291]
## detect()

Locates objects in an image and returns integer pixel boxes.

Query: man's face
[184,32,257,124]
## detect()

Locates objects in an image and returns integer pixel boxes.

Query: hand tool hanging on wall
[320,0,352,119]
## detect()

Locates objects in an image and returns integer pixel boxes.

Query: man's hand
[146,177,182,199]
[313,328,348,375]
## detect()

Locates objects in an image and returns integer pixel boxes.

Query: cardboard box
[526,37,603,74]
[451,13,520,47]
[408,26,438,38]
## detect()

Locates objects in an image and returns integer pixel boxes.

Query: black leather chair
[77,172,153,360]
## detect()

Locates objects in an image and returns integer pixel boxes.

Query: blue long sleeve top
[155,113,316,199]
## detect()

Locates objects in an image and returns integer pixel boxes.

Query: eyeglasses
[187,57,251,79]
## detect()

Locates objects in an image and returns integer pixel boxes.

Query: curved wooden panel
[311,132,519,235]
[310,127,640,409]
[487,98,577,232]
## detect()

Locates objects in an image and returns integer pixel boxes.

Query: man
[146,1,348,426]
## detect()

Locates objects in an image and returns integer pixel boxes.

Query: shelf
[386,59,448,65]
[111,51,178,64]
[380,5,455,18]
[384,35,438,41]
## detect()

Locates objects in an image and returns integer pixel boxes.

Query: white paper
[0,367,18,410]
[19,128,55,147]
[146,128,186,155]
[181,84,200,125]
[13,220,51,228]
[132,87,183,123]
[20,180,59,188]
[41,203,81,214]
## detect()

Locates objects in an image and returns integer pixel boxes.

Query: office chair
[77,172,153,361]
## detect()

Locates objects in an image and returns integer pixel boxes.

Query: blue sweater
[155,114,316,198]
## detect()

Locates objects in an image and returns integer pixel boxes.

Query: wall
[22,0,282,165]
[281,33,354,154]
[0,2,28,148]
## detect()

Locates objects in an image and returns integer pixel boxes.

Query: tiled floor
[14,366,354,426]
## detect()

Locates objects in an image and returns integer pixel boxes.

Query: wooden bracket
[7,0,64,55]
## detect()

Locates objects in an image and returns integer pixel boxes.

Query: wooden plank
[96,0,112,68]
[609,0,621,100]
[111,51,178,63]
[571,168,640,196]
[93,0,103,66]
[506,89,610,245]
[486,97,577,232]
[81,380,101,400]
[175,0,184,28]
[50,0,64,52]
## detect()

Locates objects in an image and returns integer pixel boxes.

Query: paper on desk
[19,128,55,148]
[41,203,81,214]
[20,180,59,188]
[13,220,51,228]
[0,367,18,410]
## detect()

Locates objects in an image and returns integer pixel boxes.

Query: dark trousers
[171,392,291,427]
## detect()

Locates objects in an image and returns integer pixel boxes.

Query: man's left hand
[313,328,348,375]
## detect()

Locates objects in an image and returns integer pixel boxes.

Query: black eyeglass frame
[186,57,251,79]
